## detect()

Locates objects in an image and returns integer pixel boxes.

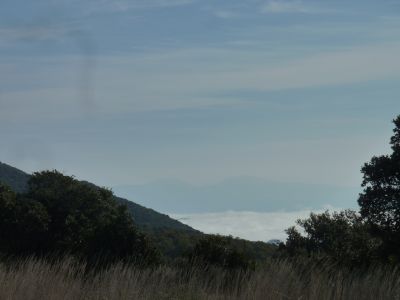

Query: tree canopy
[358,115,400,260]
[188,235,253,270]
[283,210,380,265]
[0,171,159,264]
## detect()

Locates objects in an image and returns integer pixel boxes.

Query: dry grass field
[1,257,400,300]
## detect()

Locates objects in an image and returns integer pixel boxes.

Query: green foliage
[0,184,49,254]
[283,210,381,265]
[188,235,254,270]
[145,227,202,260]
[0,171,159,265]
[358,115,400,260]
[145,228,277,266]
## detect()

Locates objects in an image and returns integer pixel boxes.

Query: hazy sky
[1,1,400,239]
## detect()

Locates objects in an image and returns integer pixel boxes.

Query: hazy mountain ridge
[113,176,360,214]
[0,162,30,193]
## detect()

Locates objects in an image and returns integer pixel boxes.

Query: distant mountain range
[0,161,196,233]
[113,177,360,214]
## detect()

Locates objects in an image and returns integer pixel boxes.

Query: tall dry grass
[0,257,400,300]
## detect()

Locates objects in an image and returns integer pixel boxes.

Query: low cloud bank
[171,208,340,241]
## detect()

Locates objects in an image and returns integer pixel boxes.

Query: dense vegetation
[283,115,400,266]
[0,162,195,233]
[0,171,159,264]
[0,165,276,267]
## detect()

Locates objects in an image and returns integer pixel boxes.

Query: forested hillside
[0,162,276,262]
[0,161,195,233]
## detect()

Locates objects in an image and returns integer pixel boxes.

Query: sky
[1,0,400,241]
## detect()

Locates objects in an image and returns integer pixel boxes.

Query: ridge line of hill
[0,161,197,233]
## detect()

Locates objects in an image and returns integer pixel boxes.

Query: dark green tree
[189,235,252,270]
[358,115,400,260]
[0,184,49,254]
[283,210,380,265]
[0,171,159,264]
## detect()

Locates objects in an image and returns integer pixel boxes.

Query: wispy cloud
[0,25,71,43]
[213,11,239,19]
[0,21,94,48]
[79,0,195,13]
[261,0,327,14]
[3,42,400,120]
[110,43,400,100]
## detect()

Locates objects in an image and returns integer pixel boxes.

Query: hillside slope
[0,161,196,233]
[0,162,30,193]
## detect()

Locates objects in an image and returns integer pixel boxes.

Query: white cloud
[171,208,339,241]
[213,11,239,19]
[261,0,330,14]
[262,0,310,13]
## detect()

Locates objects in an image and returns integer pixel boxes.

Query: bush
[188,235,253,270]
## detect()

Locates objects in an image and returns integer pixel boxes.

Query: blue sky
[1,0,400,239]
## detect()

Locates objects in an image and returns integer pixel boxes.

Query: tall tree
[358,115,400,259]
